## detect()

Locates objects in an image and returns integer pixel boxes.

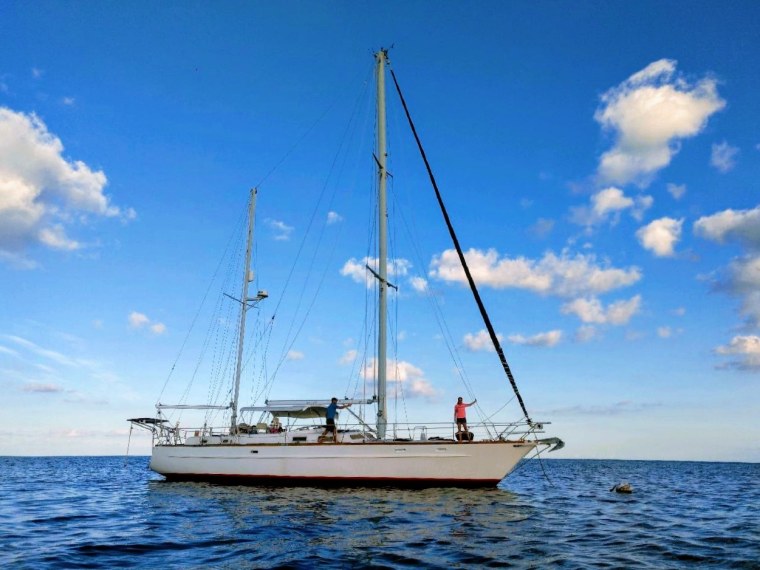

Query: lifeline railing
[129,417,549,447]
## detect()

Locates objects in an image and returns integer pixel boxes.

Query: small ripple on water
[0,457,758,569]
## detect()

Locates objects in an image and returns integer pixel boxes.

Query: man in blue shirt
[319,397,351,443]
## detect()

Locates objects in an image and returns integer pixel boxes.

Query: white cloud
[595,59,725,186]
[594,187,634,215]
[341,256,412,288]
[360,358,437,399]
[694,205,760,249]
[575,325,597,342]
[725,257,760,327]
[4,334,78,367]
[0,345,20,357]
[0,107,132,264]
[265,218,294,241]
[571,187,653,227]
[463,329,502,352]
[694,207,760,328]
[672,307,686,316]
[339,349,357,365]
[62,97,75,106]
[715,335,760,370]
[632,195,655,221]
[286,350,304,361]
[636,217,683,257]
[128,312,150,328]
[694,206,760,326]
[508,330,562,347]
[150,323,167,335]
[409,276,428,292]
[667,183,686,200]
[528,218,555,238]
[128,311,166,335]
[430,248,641,298]
[561,295,641,325]
[32,68,43,79]
[326,211,343,224]
[710,141,739,173]
[38,225,80,250]
[657,326,672,338]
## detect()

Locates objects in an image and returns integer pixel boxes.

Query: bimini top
[240,398,375,419]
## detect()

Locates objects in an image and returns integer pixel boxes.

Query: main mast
[376,49,389,439]
[230,188,257,432]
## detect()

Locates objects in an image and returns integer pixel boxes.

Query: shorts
[325,418,336,431]
[456,418,467,425]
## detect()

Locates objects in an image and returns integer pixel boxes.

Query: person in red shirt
[454,396,476,442]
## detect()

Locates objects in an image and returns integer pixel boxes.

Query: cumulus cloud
[128,312,149,328]
[326,211,343,224]
[338,349,358,365]
[430,248,641,298]
[595,59,725,186]
[409,276,428,292]
[361,358,437,399]
[150,323,166,335]
[723,256,760,327]
[507,330,562,347]
[636,217,684,257]
[694,206,760,328]
[715,335,760,370]
[710,141,739,173]
[341,256,412,288]
[265,219,294,241]
[0,107,133,265]
[570,187,653,227]
[694,205,760,248]
[575,325,597,342]
[128,311,166,335]
[463,329,503,352]
[561,295,642,325]
[667,183,686,200]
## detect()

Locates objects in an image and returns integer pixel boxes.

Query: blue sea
[1,457,757,569]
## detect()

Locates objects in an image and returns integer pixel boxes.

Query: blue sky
[1,2,759,461]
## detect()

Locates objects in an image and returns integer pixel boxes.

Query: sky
[1,1,759,461]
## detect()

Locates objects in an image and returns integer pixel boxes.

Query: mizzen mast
[231,188,258,432]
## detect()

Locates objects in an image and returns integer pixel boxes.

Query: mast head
[375,47,391,64]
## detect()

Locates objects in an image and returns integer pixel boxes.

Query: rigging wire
[261,63,375,402]
[388,63,533,425]
[252,61,369,191]
[156,206,247,405]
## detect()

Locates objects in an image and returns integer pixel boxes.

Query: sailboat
[129,50,563,487]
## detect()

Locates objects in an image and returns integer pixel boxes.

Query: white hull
[150,440,536,487]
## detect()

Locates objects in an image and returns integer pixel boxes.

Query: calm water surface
[1,457,757,568]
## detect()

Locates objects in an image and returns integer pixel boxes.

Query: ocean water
[1,457,757,569]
